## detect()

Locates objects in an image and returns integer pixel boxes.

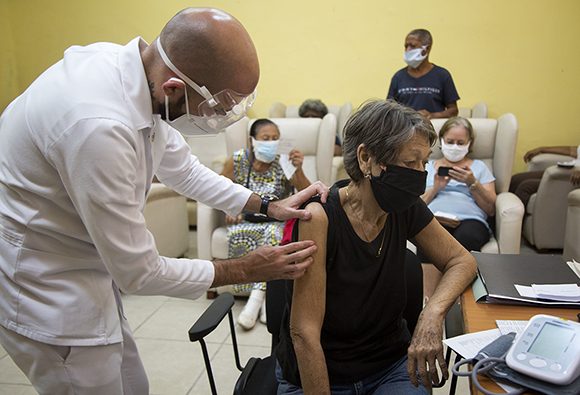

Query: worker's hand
[269,181,329,221]
[225,214,243,225]
[243,241,317,282]
[407,311,448,389]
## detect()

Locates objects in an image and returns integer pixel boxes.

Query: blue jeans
[276,355,429,395]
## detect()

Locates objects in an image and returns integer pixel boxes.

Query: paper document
[515,283,580,302]
[279,155,297,180]
[532,283,580,301]
[567,259,580,279]
[444,329,520,393]
[276,139,294,155]
[443,328,501,359]
[496,320,528,336]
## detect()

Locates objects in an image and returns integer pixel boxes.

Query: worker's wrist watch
[469,180,479,191]
[260,196,270,216]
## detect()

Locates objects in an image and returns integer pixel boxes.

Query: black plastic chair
[188,280,285,395]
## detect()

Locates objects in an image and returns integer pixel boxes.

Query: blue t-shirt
[426,159,495,229]
[387,65,460,113]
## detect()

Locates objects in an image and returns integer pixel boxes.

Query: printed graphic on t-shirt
[398,87,441,96]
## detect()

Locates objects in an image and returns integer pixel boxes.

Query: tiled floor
[0,232,561,394]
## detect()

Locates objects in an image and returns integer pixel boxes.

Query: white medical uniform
[0,37,252,393]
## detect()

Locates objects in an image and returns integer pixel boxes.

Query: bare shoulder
[303,201,328,225]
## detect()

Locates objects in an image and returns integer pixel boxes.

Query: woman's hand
[289,149,304,170]
[449,165,476,186]
[433,174,450,193]
[225,214,243,225]
[407,311,449,389]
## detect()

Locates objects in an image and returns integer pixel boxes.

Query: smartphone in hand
[437,166,452,177]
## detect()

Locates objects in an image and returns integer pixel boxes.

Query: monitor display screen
[528,322,575,360]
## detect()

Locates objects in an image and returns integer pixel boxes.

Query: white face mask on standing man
[403,45,428,69]
[156,39,256,136]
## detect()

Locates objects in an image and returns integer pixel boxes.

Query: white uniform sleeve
[156,129,252,217]
[47,119,215,298]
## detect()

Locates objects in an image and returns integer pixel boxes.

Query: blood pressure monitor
[506,314,580,385]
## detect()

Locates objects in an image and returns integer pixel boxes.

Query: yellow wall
[2,0,580,171]
[0,1,20,111]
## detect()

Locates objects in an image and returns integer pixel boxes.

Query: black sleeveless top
[275,180,433,385]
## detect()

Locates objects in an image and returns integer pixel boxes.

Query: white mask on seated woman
[441,140,470,162]
[252,138,279,163]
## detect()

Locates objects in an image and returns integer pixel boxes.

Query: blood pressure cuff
[487,361,580,395]
[474,334,580,395]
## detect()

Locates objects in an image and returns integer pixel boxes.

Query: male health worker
[0,8,326,394]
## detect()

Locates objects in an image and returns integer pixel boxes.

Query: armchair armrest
[564,189,580,261]
[527,153,575,172]
[189,293,235,342]
[494,192,525,254]
[197,203,224,260]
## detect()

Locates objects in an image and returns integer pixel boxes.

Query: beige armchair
[526,153,575,172]
[185,134,229,227]
[269,102,353,183]
[564,189,580,261]
[522,165,578,250]
[144,183,189,258]
[428,114,523,254]
[197,115,336,263]
[458,101,488,118]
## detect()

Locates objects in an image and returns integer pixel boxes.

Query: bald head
[158,8,259,95]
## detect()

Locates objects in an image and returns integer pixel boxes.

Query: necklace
[345,185,387,258]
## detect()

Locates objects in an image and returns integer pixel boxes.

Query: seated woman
[509,145,579,206]
[221,119,310,330]
[275,100,477,394]
[421,117,497,252]
[299,99,342,156]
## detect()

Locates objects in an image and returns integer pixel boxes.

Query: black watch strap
[260,196,270,216]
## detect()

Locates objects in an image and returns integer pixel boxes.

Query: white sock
[259,298,267,324]
[238,289,265,330]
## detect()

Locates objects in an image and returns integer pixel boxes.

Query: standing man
[0,8,327,394]
[387,29,460,119]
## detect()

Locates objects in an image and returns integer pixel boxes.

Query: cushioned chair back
[429,114,518,193]
[186,134,228,173]
[224,116,336,185]
[269,102,353,144]
[458,102,488,118]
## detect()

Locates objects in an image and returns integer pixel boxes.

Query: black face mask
[369,164,427,213]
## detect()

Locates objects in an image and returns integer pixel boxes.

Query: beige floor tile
[0,354,31,385]
[137,337,219,395]
[134,297,230,345]
[188,344,271,395]
[0,384,37,395]
[122,294,170,331]
[0,344,6,359]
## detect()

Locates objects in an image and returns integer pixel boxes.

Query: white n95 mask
[157,39,256,136]
[404,46,428,69]
[441,140,470,162]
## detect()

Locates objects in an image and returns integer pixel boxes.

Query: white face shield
[156,38,256,136]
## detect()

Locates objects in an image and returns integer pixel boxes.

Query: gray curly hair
[343,100,437,183]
